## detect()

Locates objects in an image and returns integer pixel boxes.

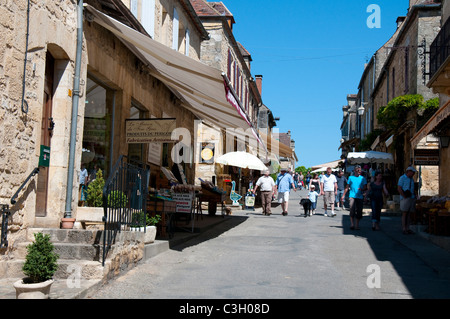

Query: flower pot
[13,279,54,299]
[61,218,76,229]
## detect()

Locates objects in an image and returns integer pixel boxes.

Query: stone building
[414,0,450,196]
[0,0,270,277]
[361,0,441,195]
[189,0,270,194]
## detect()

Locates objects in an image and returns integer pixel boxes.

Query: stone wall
[0,0,82,256]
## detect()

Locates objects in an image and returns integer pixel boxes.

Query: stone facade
[0,0,204,267]
[0,0,81,252]
[369,3,441,195]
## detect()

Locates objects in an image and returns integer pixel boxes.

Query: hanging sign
[125,118,176,144]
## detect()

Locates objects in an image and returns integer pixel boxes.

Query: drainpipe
[65,0,84,218]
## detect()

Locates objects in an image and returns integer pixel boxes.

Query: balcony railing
[429,17,450,79]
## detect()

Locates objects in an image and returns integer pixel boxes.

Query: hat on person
[280,168,287,171]
[310,185,315,188]
[406,166,417,173]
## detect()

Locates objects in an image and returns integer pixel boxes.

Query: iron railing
[1,205,10,248]
[101,155,149,266]
[1,167,40,249]
[429,17,450,79]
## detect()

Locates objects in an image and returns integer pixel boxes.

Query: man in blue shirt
[342,165,367,230]
[276,168,296,216]
[398,166,417,235]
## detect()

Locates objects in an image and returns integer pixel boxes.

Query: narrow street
[86,188,450,300]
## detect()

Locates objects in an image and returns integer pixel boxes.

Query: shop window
[82,75,115,178]
[128,103,146,163]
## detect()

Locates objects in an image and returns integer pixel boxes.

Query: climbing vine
[377,94,439,131]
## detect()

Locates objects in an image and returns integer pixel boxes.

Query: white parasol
[346,151,394,164]
[216,151,268,171]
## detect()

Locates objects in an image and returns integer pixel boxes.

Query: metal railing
[1,167,40,249]
[429,17,450,79]
[101,156,149,266]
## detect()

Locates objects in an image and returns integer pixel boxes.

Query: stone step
[0,259,106,280]
[26,228,102,245]
[15,242,100,261]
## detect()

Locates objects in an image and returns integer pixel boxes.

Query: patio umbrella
[346,151,394,164]
[216,151,268,171]
[311,167,339,174]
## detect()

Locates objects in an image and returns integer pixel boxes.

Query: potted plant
[87,168,105,207]
[13,232,59,299]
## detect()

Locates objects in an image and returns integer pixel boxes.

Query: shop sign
[414,149,440,166]
[125,118,176,144]
[172,192,194,213]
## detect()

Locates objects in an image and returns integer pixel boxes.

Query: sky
[222,0,410,169]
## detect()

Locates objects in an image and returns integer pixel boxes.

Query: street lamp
[358,104,366,140]
[358,105,366,116]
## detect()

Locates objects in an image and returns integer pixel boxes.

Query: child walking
[308,185,320,215]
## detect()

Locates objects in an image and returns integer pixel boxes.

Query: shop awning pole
[65,0,84,218]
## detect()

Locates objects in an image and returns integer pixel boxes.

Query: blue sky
[223,0,410,168]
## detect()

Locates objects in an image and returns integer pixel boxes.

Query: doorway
[35,53,55,217]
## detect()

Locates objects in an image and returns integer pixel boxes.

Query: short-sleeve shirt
[398,174,415,199]
[276,173,294,193]
[347,175,367,199]
[256,176,275,192]
[308,191,320,203]
[321,174,337,192]
[79,168,88,185]
[336,175,347,191]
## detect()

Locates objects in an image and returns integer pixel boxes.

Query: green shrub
[22,233,59,283]
[87,169,105,207]
[147,214,161,226]
[107,190,128,209]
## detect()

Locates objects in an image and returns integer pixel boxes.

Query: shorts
[400,198,416,213]
[277,192,290,203]
[336,189,345,203]
[349,197,363,219]
[324,191,335,206]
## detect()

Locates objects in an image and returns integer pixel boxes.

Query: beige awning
[85,5,266,150]
[258,131,293,158]
[411,101,450,149]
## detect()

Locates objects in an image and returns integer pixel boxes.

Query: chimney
[255,75,263,95]
[396,16,406,29]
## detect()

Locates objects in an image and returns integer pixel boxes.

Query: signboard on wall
[414,149,440,166]
[172,192,194,213]
[125,118,176,144]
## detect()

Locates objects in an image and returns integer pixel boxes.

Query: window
[172,8,179,50]
[128,103,147,163]
[83,75,115,178]
[142,0,155,38]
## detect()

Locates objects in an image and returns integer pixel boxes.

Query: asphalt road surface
[87,188,450,301]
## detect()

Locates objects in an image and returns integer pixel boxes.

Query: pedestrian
[253,170,276,216]
[293,172,299,189]
[320,167,337,217]
[79,163,88,207]
[275,168,296,216]
[299,171,304,190]
[335,170,347,210]
[305,171,311,189]
[308,185,320,215]
[309,173,321,195]
[398,166,417,235]
[366,171,389,231]
[342,165,367,230]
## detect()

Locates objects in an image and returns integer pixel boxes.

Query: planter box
[13,279,54,299]
[130,226,157,244]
